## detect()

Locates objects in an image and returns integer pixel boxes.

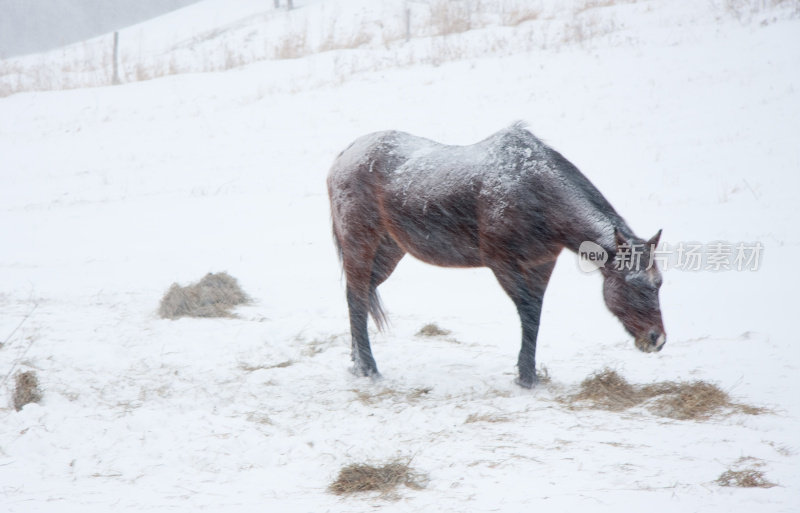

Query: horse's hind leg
[367,236,405,330]
[343,244,381,378]
[342,235,404,378]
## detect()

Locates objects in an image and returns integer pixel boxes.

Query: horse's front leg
[516,290,544,388]
[517,260,557,387]
[492,260,556,388]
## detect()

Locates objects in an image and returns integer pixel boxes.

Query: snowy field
[1,0,800,511]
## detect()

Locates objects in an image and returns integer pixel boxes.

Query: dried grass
[246,412,273,425]
[354,386,432,405]
[159,272,249,319]
[564,368,766,420]
[716,456,777,487]
[570,368,640,411]
[301,334,339,357]
[239,360,293,372]
[430,0,473,36]
[717,469,776,488]
[319,29,373,53]
[576,0,637,14]
[648,381,734,420]
[329,460,427,496]
[502,3,542,26]
[724,0,800,20]
[535,366,552,385]
[465,413,510,424]
[416,323,451,337]
[407,386,433,399]
[275,30,309,59]
[13,371,42,411]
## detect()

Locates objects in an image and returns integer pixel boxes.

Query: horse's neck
[530,146,631,256]
[558,194,629,256]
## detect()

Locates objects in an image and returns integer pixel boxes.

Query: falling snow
[1,1,799,512]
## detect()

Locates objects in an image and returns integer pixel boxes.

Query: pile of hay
[647,381,738,420]
[564,368,764,420]
[13,370,42,411]
[158,272,249,319]
[570,368,639,411]
[329,461,427,496]
[717,469,776,488]
[416,323,451,337]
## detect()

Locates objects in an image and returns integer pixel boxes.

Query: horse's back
[327,124,570,267]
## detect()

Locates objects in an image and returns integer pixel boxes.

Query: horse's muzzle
[635,330,666,353]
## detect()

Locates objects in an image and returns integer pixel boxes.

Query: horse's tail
[368,286,388,332]
[331,220,343,266]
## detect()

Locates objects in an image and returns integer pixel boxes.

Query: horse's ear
[613,227,628,249]
[647,229,662,248]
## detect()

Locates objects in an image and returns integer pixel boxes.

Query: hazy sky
[0,0,202,58]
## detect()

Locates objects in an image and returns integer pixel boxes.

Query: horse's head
[601,228,666,353]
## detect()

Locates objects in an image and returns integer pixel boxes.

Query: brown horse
[327,122,665,388]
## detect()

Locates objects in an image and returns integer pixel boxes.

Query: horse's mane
[505,120,632,240]
[509,120,530,132]
[503,120,547,148]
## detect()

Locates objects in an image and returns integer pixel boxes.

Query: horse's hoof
[515,376,538,389]
[349,365,381,380]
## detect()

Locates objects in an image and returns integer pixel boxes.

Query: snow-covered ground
[1,0,799,511]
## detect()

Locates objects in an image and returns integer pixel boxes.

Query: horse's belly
[382,195,482,267]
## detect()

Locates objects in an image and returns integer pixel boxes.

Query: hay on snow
[13,370,42,411]
[564,368,765,420]
[329,461,427,496]
[159,272,249,319]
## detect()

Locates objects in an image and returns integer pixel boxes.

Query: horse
[327,122,665,388]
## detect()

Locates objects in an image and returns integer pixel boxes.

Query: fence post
[112,31,120,85]
[405,7,411,43]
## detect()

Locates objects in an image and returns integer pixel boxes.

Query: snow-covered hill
[3,0,796,96]
[1,0,799,511]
